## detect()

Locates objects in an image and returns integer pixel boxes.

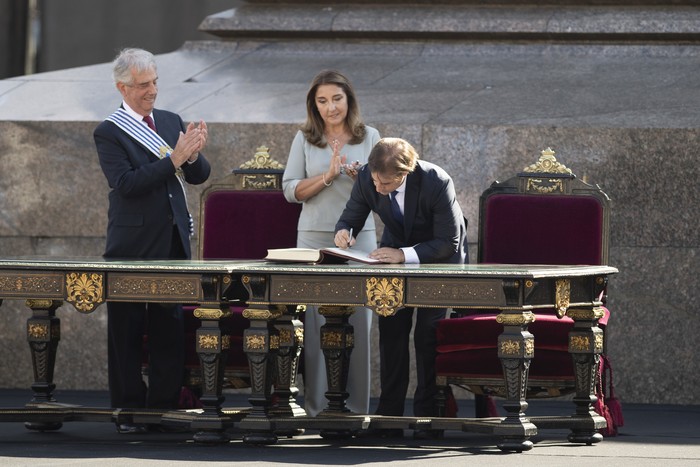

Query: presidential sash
[105,108,194,236]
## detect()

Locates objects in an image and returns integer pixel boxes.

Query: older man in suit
[334,137,468,439]
[94,48,211,434]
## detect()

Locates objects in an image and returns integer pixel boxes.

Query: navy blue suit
[336,160,468,416]
[94,108,211,409]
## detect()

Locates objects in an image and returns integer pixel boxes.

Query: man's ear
[116,81,126,97]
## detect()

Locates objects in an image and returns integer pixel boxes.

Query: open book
[264,247,381,264]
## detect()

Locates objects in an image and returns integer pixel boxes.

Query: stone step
[200,2,700,42]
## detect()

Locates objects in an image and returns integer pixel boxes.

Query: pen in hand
[347,228,353,248]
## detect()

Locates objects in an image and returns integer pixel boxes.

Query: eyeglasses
[125,80,157,90]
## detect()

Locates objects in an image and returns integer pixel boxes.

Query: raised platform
[0,2,697,408]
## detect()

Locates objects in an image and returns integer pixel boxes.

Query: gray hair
[112,48,157,86]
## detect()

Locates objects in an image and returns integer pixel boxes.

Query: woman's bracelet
[322,173,333,187]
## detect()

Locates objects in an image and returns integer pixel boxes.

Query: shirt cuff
[401,247,419,264]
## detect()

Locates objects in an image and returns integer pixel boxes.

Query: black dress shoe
[413,428,444,440]
[115,423,147,434]
[355,428,404,439]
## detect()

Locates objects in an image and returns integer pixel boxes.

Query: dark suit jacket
[94,108,211,259]
[336,160,468,264]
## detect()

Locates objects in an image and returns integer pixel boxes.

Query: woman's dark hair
[302,69,366,148]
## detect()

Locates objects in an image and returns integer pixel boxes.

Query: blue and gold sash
[105,108,194,236]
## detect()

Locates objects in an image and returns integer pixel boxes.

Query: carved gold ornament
[246,334,266,350]
[25,299,57,310]
[199,334,219,350]
[555,279,571,318]
[322,331,343,348]
[523,148,573,175]
[65,272,104,313]
[569,335,590,352]
[239,146,285,171]
[242,306,285,320]
[366,277,404,317]
[526,177,564,194]
[500,340,521,355]
[28,323,49,339]
[194,307,232,320]
[496,311,536,326]
[238,146,286,189]
[567,306,606,321]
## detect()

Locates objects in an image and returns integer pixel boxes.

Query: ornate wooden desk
[0,257,617,452]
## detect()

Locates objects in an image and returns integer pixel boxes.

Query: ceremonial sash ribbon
[105,108,194,236]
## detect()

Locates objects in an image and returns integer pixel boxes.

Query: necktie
[390,190,404,225]
[143,115,156,132]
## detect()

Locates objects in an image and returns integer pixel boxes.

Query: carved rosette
[366,277,404,317]
[245,334,266,351]
[499,338,534,358]
[245,333,279,352]
[198,334,219,350]
[28,323,49,340]
[65,272,104,313]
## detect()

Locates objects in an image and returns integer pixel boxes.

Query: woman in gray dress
[282,70,379,417]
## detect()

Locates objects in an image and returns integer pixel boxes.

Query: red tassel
[603,355,624,428]
[607,396,625,429]
[594,355,624,436]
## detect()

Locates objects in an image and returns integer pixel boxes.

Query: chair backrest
[197,146,302,260]
[478,149,610,267]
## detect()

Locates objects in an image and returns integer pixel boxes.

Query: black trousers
[107,226,186,409]
[375,307,446,417]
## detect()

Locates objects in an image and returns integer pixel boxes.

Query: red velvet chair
[143,147,302,398]
[435,149,622,434]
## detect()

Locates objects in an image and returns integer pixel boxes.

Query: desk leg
[566,307,606,444]
[240,303,283,445]
[270,305,306,436]
[317,306,354,438]
[25,299,63,431]
[191,306,231,444]
[494,307,537,452]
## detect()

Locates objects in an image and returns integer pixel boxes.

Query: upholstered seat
[435,149,622,434]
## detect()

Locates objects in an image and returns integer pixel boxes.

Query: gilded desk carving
[0,273,62,297]
[65,272,104,313]
[366,276,404,316]
[107,274,200,301]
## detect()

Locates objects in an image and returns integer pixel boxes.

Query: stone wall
[0,117,697,404]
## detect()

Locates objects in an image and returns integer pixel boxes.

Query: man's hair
[368,137,419,177]
[112,48,156,86]
[302,69,366,148]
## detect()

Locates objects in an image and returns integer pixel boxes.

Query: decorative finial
[523,148,573,174]
[239,146,285,170]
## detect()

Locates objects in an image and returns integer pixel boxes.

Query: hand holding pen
[334,228,356,249]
